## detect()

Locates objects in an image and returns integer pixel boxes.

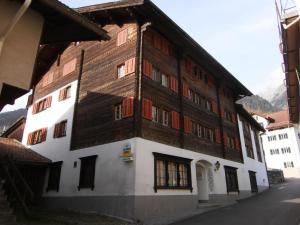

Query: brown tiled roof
[0,138,50,164]
[265,110,292,130]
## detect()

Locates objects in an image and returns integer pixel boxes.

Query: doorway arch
[196,160,213,201]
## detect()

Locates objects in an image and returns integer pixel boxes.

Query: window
[54,120,67,138]
[117,64,126,78]
[78,155,97,190]
[114,104,122,120]
[152,67,160,82]
[59,86,71,101]
[254,133,262,162]
[281,147,291,154]
[47,161,62,192]
[27,128,47,145]
[227,136,235,149]
[191,122,215,142]
[224,166,239,193]
[32,96,52,114]
[224,110,233,122]
[117,29,128,46]
[279,133,288,140]
[205,100,212,111]
[270,149,280,155]
[246,144,254,158]
[152,106,159,123]
[284,161,294,168]
[161,74,169,87]
[162,110,169,126]
[153,153,192,192]
[268,135,277,142]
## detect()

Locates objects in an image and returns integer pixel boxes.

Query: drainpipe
[0,0,32,57]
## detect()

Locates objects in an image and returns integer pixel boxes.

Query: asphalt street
[171,179,300,225]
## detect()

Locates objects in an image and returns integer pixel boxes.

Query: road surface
[171,179,300,225]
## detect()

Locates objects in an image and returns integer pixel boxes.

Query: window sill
[155,186,193,193]
[77,185,94,191]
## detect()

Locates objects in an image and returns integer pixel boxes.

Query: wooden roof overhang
[19,0,110,44]
[77,0,252,98]
[282,14,300,124]
[236,104,265,132]
[0,0,111,111]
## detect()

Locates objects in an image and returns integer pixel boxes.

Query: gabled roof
[0,138,50,165]
[265,110,292,130]
[77,0,252,97]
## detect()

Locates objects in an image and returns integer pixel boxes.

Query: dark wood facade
[30,1,254,163]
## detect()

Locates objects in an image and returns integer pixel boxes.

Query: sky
[2,0,284,112]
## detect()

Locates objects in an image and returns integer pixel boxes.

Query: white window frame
[162,110,169,126]
[161,74,169,87]
[117,64,126,79]
[114,104,122,120]
[152,106,159,123]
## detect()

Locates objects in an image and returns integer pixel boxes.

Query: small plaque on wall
[121,143,134,162]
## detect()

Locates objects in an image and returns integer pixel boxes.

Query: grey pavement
[171,179,300,225]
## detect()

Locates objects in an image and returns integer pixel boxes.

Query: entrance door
[249,171,258,193]
[196,164,209,201]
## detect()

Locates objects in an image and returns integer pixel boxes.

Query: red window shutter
[235,137,240,150]
[185,58,192,74]
[215,129,221,144]
[122,97,134,118]
[41,128,47,142]
[171,111,179,130]
[117,29,128,46]
[221,108,225,118]
[59,89,64,101]
[32,103,37,114]
[161,39,169,55]
[125,57,136,75]
[232,113,236,123]
[212,101,218,114]
[170,77,178,93]
[182,82,189,98]
[154,35,161,49]
[208,75,214,86]
[142,98,152,120]
[46,96,52,108]
[143,59,153,78]
[223,132,228,147]
[27,133,33,145]
[184,116,191,134]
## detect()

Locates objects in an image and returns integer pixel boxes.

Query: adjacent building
[0,0,109,110]
[253,111,300,178]
[21,1,269,224]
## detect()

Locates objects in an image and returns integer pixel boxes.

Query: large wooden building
[22,1,268,224]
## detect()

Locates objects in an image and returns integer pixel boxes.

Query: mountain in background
[0,108,27,135]
[238,95,279,113]
[239,84,287,114]
[269,84,287,110]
